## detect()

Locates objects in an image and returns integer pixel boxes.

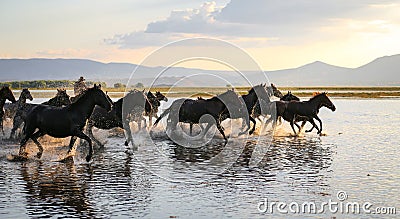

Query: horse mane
[309,92,327,101]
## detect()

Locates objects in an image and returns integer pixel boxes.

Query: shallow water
[0,99,399,218]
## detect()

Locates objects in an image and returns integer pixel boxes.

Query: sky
[1,0,400,70]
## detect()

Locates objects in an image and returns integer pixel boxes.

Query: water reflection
[20,161,95,218]
[1,99,399,218]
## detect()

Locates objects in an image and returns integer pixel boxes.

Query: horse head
[155,91,168,102]
[90,84,112,112]
[281,91,300,101]
[270,83,283,98]
[314,92,336,112]
[21,88,33,101]
[56,89,71,105]
[1,86,16,103]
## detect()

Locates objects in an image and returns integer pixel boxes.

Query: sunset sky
[1,0,400,70]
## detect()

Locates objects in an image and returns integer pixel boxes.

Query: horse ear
[98,84,101,89]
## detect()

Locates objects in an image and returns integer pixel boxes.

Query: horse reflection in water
[19,161,95,218]
[170,136,332,188]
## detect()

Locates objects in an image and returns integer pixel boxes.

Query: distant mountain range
[0,55,399,86]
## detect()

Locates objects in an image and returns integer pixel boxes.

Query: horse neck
[114,98,123,117]
[307,95,324,110]
[69,93,97,117]
[18,94,28,104]
[241,92,258,111]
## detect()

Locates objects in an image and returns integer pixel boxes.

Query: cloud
[106,0,400,49]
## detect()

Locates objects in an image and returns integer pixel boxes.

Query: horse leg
[142,116,147,129]
[290,118,298,136]
[189,123,193,136]
[277,117,282,126]
[87,123,103,147]
[29,131,45,159]
[10,115,22,139]
[123,120,133,146]
[75,131,93,162]
[18,134,31,157]
[67,136,78,155]
[299,120,307,133]
[305,119,315,133]
[307,118,321,134]
[314,115,323,134]
[148,115,152,129]
[215,120,227,142]
[249,116,256,135]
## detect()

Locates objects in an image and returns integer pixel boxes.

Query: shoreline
[11,87,400,99]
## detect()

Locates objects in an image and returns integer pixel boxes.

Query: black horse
[86,89,151,147]
[17,84,112,162]
[202,84,270,136]
[153,89,246,142]
[4,88,33,119]
[10,89,72,139]
[284,92,336,135]
[253,90,299,122]
[0,86,17,134]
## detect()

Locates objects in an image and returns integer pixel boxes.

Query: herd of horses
[0,83,335,162]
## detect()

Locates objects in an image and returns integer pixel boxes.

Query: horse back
[24,105,76,137]
[286,101,315,116]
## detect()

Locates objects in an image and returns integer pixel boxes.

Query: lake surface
[0,99,399,218]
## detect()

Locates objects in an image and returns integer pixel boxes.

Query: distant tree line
[0,80,106,89]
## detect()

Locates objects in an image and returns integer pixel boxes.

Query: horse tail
[153,107,170,127]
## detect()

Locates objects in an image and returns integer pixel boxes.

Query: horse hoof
[249,130,254,135]
[305,130,311,133]
[124,141,129,146]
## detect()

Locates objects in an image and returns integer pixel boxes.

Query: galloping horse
[153,89,246,142]
[86,90,151,147]
[0,86,17,134]
[17,84,112,162]
[10,89,71,139]
[206,84,270,136]
[285,92,336,135]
